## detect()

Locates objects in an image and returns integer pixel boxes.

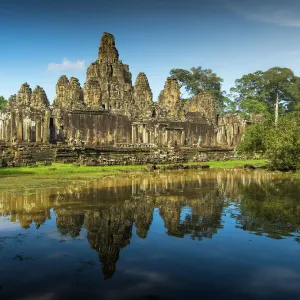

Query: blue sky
[1,0,300,102]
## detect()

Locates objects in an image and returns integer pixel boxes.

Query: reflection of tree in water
[234,180,300,240]
[1,170,299,279]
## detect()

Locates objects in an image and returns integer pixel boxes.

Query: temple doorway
[49,118,55,143]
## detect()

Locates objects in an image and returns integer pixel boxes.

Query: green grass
[0,163,148,192]
[0,163,146,177]
[0,159,297,193]
[198,159,267,169]
[0,159,267,178]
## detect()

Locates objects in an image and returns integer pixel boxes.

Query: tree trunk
[275,91,279,125]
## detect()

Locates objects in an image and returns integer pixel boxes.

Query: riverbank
[0,159,298,193]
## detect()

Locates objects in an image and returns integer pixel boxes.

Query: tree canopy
[230,67,300,121]
[0,96,7,110]
[170,67,228,113]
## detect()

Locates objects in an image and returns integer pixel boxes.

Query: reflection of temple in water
[1,170,299,279]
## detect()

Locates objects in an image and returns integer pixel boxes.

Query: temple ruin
[0,32,248,165]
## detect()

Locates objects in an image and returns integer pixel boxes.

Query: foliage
[264,105,300,170]
[230,67,300,121]
[236,122,269,154]
[238,105,300,170]
[0,96,7,110]
[238,180,300,240]
[170,66,228,113]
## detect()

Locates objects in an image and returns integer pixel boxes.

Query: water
[0,170,300,300]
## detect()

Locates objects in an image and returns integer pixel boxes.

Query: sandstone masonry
[0,32,248,165]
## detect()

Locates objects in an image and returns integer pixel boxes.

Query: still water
[0,170,300,300]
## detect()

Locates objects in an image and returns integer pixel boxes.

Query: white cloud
[248,9,300,27]
[47,58,86,72]
[226,0,300,27]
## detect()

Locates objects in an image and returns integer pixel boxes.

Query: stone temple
[0,32,248,166]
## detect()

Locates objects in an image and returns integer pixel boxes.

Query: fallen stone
[146,164,157,171]
[244,164,256,170]
[198,164,210,169]
[48,168,58,171]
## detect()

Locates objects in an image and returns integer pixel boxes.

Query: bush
[237,121,270,155]
[238,106,300,170]
[264,110,300,170]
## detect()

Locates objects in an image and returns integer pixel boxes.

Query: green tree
[0,96,7,110]
[170,67,228,113]
[230,67,300,122]
[264,104,300,169]
[264,67,298,124]
[238,104,300,169]
[236,121,269,155]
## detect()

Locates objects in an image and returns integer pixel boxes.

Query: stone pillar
[10,112,16,143]
[137,125,141,143]
[0,112,3,140]
[23,117,31,142]
[54,117,60,141]
[113,129,117,145]
[143,126,147,144]
[69,113,74,143]
[86,129,90,145]
[213,134,217,147]
[16,112,23,141]
[43,110,50,143]
[36,117,41,142]
[131,125,135,143]
[181,131,185,145]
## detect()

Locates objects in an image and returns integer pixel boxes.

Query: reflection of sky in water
[0,171,299,300]
[0,216,20,231]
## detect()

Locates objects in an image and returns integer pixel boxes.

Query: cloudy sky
[1,0,300,102]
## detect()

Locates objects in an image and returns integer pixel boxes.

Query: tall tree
[230,67,300,123]
[170,67,227,113]
[0,96,7,110]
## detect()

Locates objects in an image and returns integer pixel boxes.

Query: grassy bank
[2,159,297,193]
[0,159,267,178]
[191,159,267,169]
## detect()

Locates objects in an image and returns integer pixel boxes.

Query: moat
[0,170,300,300]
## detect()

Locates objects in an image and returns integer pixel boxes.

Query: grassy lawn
[0,159,267,178]
[0,163,145,177]
[1,159,298,193]
[0,163,146,192]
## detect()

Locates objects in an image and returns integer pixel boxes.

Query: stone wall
[55,111,132,145]
[216,113,248,147]
[131,120,215,147]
